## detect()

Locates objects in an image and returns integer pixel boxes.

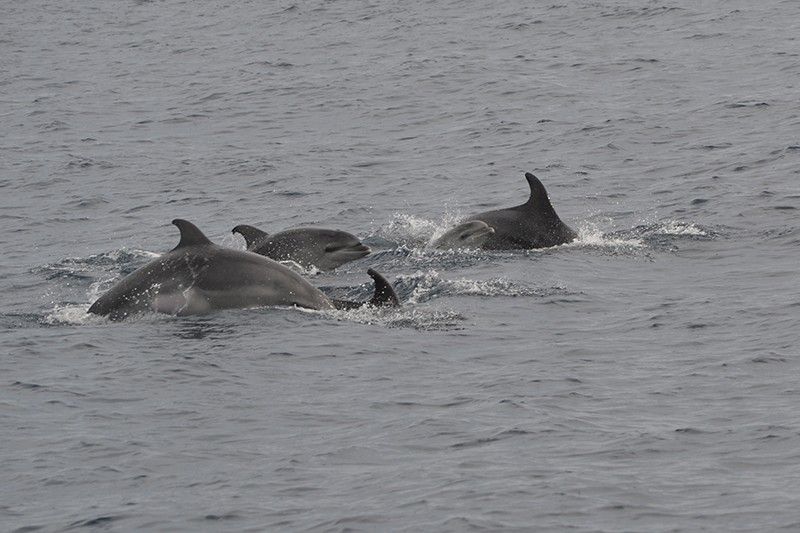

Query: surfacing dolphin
[88,219,398,320]
[432,220,495,249]
[232,224,370,271]
[456,172,577,250]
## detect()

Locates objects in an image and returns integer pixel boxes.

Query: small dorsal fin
[524,172,554,210]
[329,269,401,310]
[172,219,213,249]
[367,268,400,307]
[232,224,269,248]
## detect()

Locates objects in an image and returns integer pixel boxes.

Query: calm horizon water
[2,1,799,531]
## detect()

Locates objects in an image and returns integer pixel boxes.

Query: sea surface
[2,1,799,531]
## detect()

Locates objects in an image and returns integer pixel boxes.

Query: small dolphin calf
[457,172,577,250]
[432,220,495,249]
[88,219,398,320]
[232,224,370,271]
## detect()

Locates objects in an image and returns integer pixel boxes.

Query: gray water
[2,1,800,531]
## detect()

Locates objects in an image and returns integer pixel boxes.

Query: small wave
[35,248,160,287]
[391,270,562,305]
[570,221,646,251]
[0,312,45,329]
[37,248,159,275]
[597,220,716,253]
[272,301,466,331]
[360,246,502,274]
[451,427,530,449]
[64,154,116,170]
[65,514,128,530]
[725,100,769,108]
[326,304,467,331]
[633,220,716,240]
[659,220,707,236]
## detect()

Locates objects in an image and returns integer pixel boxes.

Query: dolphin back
[88,255,190,319]
[467,172,576,249]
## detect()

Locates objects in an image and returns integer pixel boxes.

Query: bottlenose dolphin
[432,220,495,249]
[460,172,576,249]
[232,224,370,271]
[88,219,398,320]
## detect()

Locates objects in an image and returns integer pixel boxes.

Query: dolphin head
[321,231,371,266]
[235,226,370,270]
[433,220,495,249]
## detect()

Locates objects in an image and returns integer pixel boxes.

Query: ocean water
[2,1,800,531]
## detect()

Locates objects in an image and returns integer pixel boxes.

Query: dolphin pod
[88,171,576,319]
[88,219,398,320]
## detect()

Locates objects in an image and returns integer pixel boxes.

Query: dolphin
[459,172,577,249]
[432,220,495,249]
[232,224,370,271]
[88,219,398,320]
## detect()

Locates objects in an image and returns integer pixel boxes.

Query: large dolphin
[432,220,495,249]
[88,219,398,320]
[232,224,370,271]
[457,172,577,250]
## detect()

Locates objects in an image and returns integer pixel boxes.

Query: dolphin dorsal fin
[232,224,269,248]
[367,268,400,307]
[524,172,555,211]
[328,269,401,310]
[172,219,213,249]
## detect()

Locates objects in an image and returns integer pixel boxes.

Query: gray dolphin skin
[462,172,577,250]
[432,220,495,249]
[88,220,397,320]
[232,224,370,271]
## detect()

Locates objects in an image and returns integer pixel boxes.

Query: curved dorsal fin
[524,172,554,210]
[172,219,213,249]
[329,269,401,310]
[367,268,400,307]
[232,224,269,248]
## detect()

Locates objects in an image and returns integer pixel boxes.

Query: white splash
[424,211,470,248]
[42,304,94,325]
[279,260,322,276]
[572,221,645,249]
[659,221,707,236]
[327,303,466,331]
[377,211,467,248]
[396,269,540,305]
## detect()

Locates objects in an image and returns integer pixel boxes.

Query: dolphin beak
[344,243,371,258]
[325,243,371,257]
